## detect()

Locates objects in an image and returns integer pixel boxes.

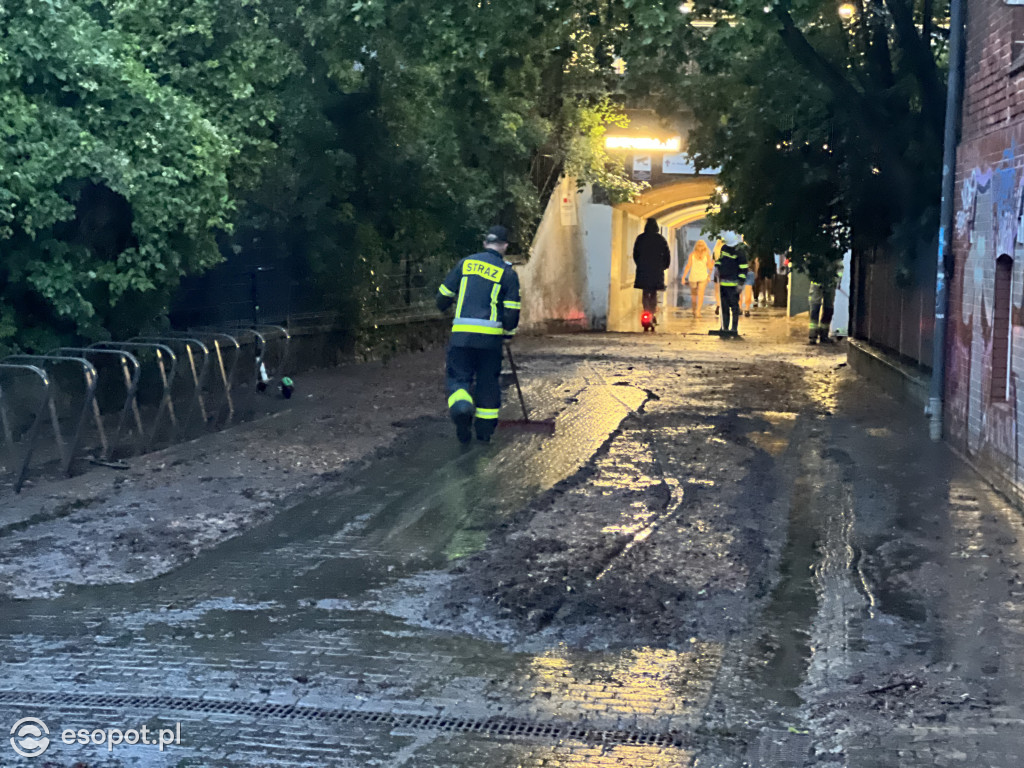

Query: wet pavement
[3,309,1024,766]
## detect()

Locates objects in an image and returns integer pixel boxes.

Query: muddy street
[3,314,1024,767]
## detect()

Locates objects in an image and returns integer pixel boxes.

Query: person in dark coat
[633,218,671,329]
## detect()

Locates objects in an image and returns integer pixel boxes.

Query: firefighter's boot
[450,400,474,444]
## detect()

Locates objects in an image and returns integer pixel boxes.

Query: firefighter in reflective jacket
[716,233,748,335]
[436,225,521,443]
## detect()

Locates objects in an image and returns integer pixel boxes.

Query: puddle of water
[747,474,820,709]
[747,411,798,457]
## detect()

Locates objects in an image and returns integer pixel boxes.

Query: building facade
[947,0,1024,500]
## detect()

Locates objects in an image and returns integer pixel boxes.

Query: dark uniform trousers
[446,345,503,440]
[720,285,741,333]
[809,282,835,341]
[716,242,748,335]
[437,247,520,442]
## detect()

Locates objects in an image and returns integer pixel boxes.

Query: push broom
[498,343,556,434]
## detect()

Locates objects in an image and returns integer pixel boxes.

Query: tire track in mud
[430,351,815,651]
[582,363,683,585]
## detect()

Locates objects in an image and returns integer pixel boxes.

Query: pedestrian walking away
[682,239,714,319]
[740,255,757,317]
[807,257,841,345]
[436,225,521,443]
[633,218,671,331]
[755,248,777,307]
[716,233,748,335]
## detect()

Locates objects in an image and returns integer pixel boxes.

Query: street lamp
[837,2,857,20]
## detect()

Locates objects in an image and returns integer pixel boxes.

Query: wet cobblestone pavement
[4,310,1024,766]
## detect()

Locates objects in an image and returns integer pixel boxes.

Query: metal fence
[850,245,936,370]
[170,251,449,330]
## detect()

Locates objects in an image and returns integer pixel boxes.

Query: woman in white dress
[682,240,715,318]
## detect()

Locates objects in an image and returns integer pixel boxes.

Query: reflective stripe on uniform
[453,324,504,335]
[454,276,468,317]
[503,300,521,309]
[720,282,739,287]
[448,389,474,408]
[438,284,456,298]
[503,329,517,337]
[490,283,501,322]
[454,318,502,328]
[475,408,500,420]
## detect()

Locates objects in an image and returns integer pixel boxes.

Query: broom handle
[504,343,530,420]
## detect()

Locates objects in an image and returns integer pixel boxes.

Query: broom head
[498,418,556,435]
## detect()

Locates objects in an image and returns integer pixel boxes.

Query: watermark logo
[9,717,180,756]
[10,718,50,758]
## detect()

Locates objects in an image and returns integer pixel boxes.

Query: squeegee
[497,344,556,435]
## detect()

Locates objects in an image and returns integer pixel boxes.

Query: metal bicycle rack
[155,330,243,428]
[252,325,292,387]
[193,327,265,412]
[214,323,291,394]
[90,341,178,453]
[0,363,51,493]
[0,323,295,492]
[1,354,98,479]
[51,347,142,461]
[131,336,211,436]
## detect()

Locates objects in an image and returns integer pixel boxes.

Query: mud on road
[425,337,834,652]
[0,351,447,599]
[6,322,1024,767]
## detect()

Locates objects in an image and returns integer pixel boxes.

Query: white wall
[607,210,648,332]
[583,203,613,329]
[831,250,852,336]
[520,179,613,332]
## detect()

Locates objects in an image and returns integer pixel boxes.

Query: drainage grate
[748,729,813,767]
[0,691,687,749]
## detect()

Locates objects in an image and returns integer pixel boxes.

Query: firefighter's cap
[484,225,509,245]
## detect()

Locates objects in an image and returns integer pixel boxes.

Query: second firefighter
[716,234,749,336]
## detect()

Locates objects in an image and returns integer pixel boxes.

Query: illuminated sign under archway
[605,136,682,152]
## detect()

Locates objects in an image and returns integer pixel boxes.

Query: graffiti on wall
[951,142,1024,482]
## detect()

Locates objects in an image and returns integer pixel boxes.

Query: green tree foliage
[108,0,298,192]
[0,0,639,353]
[0,0,235,352]
[564,98,648,203]
[617,0,949,280]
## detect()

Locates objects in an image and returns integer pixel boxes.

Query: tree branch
[884,0,945,135]
[772,1,915,208]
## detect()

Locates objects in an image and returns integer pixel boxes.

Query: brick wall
[964,0,1019,137]
[947,0,1024,502]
